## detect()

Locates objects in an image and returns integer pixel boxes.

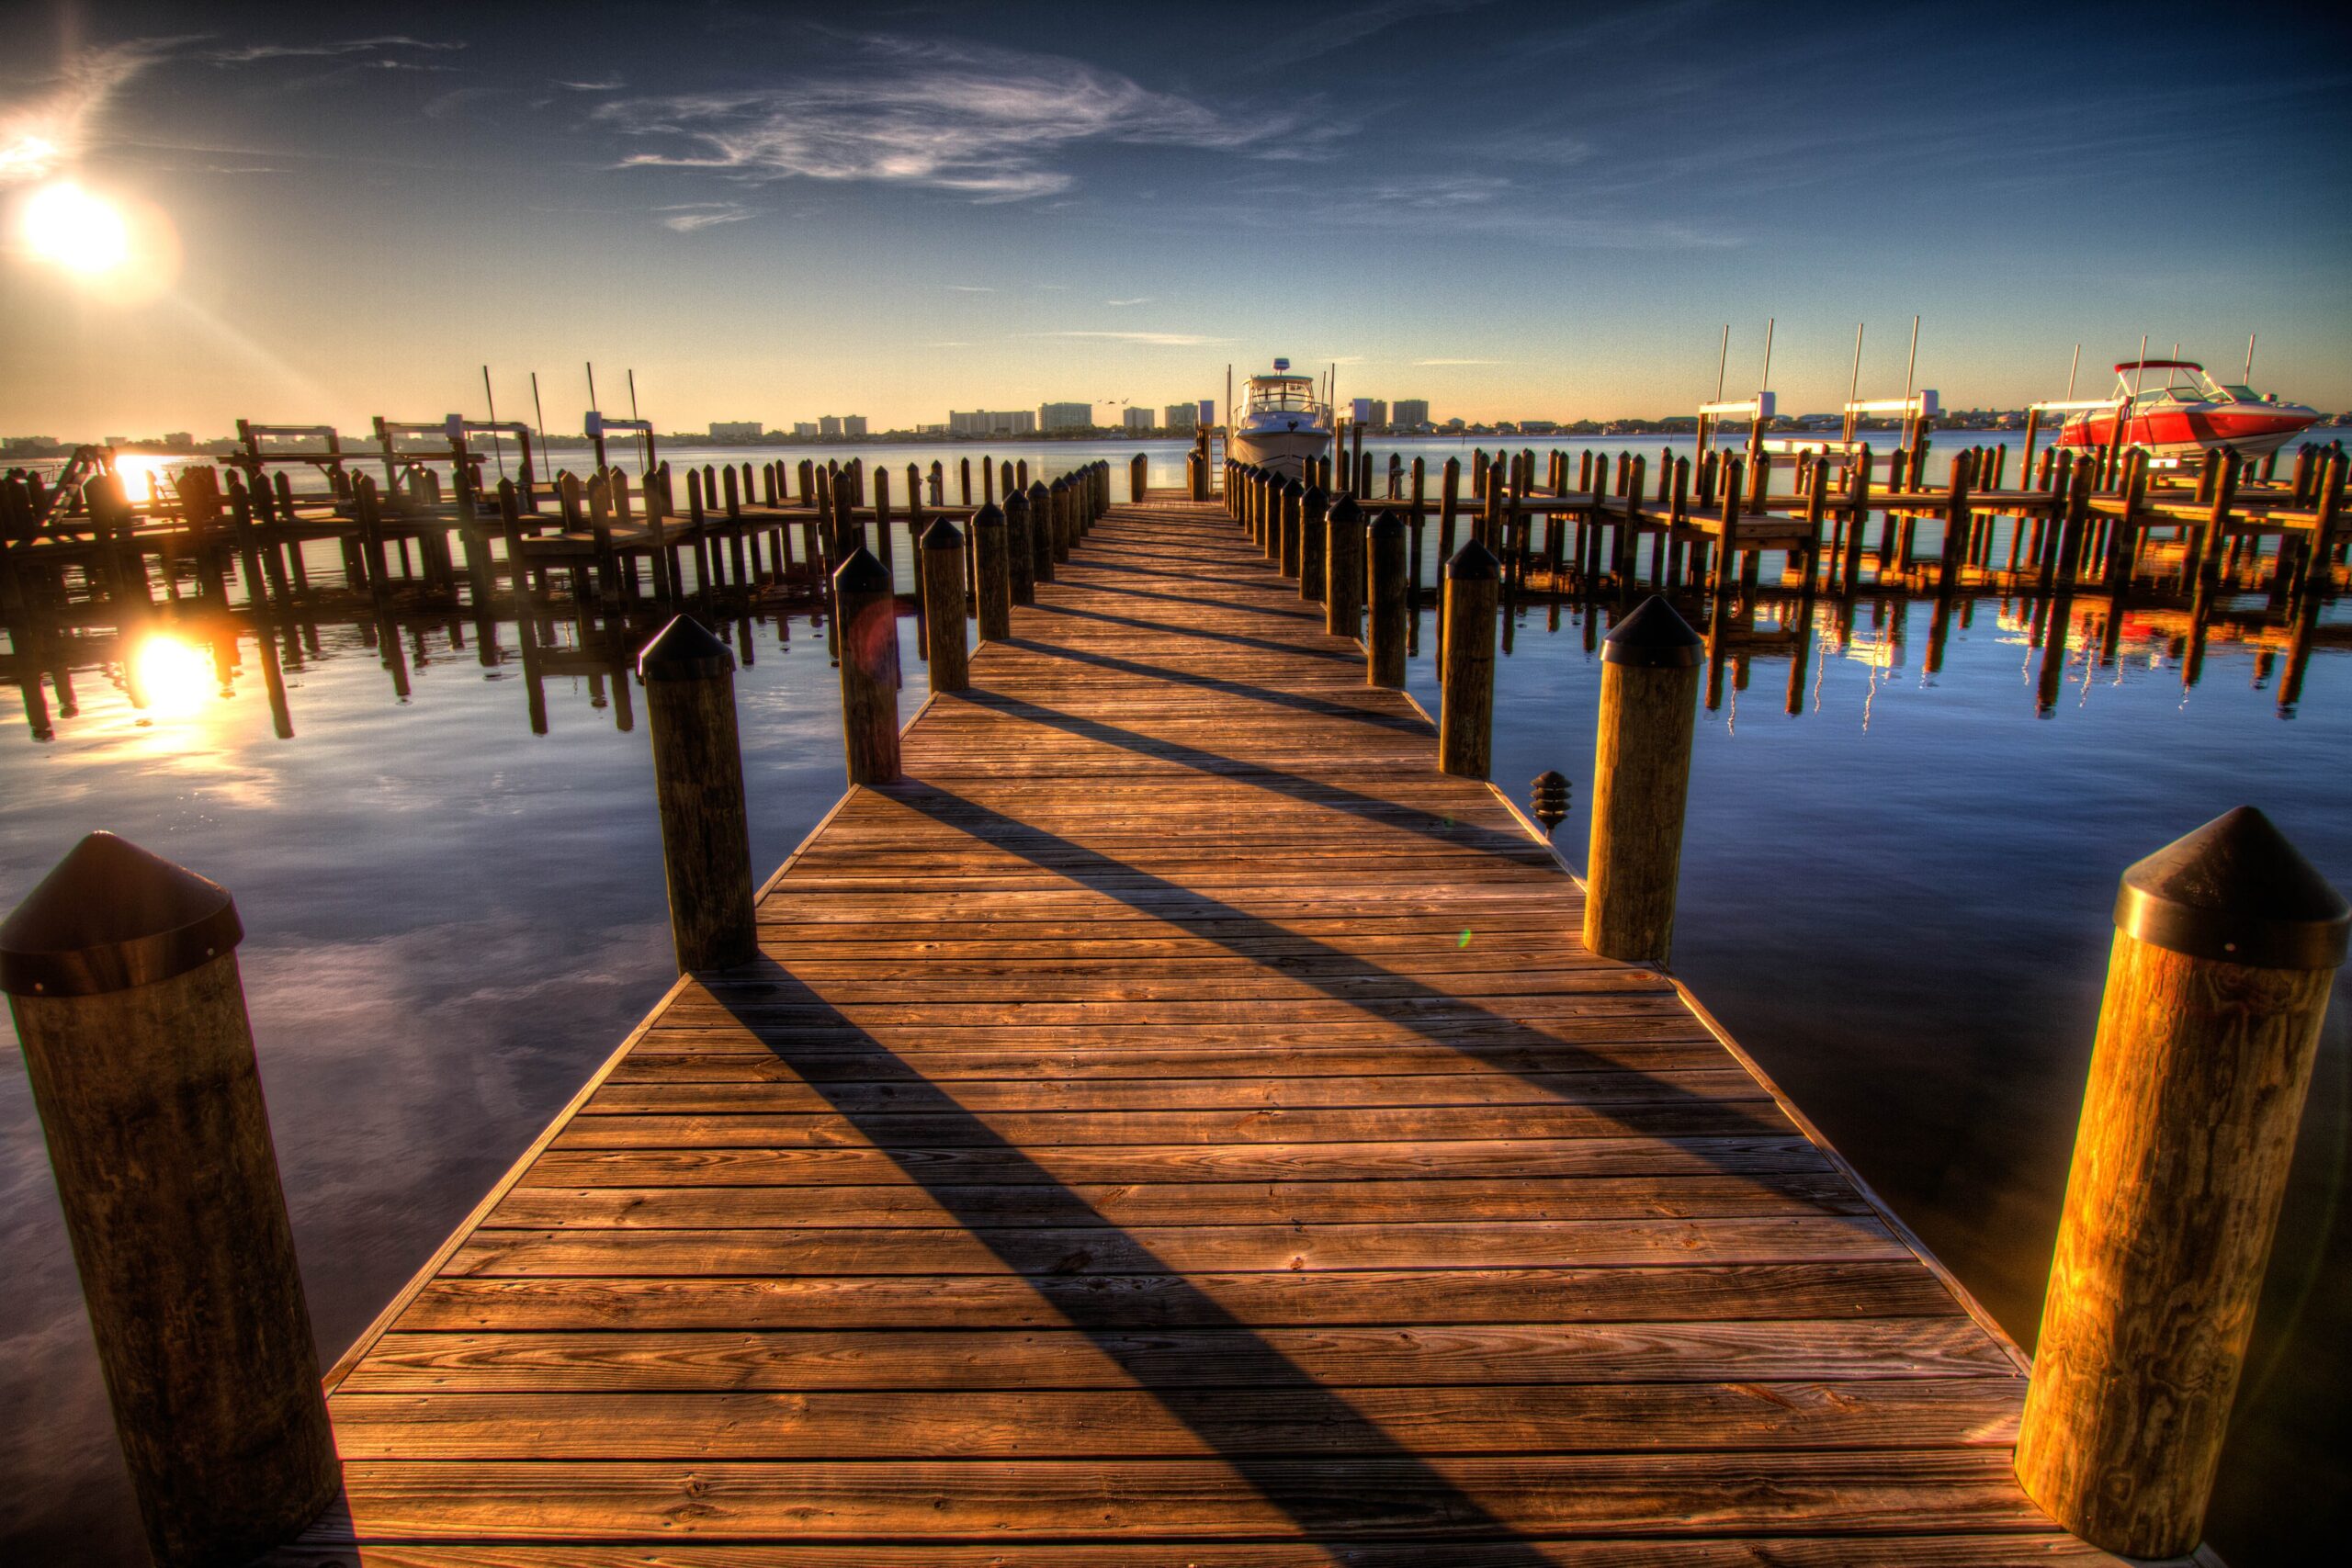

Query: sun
[22,182,131,275]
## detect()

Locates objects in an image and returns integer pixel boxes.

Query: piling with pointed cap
[1367,508,1408,687]
[2015,807,2349,1560]
[637,616,756,971]
[1281,478,1306,579]
[971,502,1012,641]
[1438,539,1500,777]
[833,547,901,784]
[0,834,338,1567]
[1326,493,1363,635]
[1130,451,1148,503]
[1003,489,1036,605]
[1582,595,1704,964]
[1300,485,1329,604]
[920,517,971,692]
[1027,481,1056,582]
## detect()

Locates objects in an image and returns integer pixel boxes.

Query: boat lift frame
[584,411,657,474]
[372,415,542,512]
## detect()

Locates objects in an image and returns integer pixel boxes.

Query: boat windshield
[1248,378,1319,413]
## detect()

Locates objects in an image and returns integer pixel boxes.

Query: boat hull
[2057,403,2319,460]
[1228,425,1331,479]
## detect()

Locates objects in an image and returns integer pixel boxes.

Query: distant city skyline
[4,3,2347,437]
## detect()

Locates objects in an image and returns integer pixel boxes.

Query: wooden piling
[1438,540,1499,779]
[1004,490,1036,606]
[1130,452,1149,503]
[1027,481,1056,583]
[1326,493,1364,633]
[920,517,970,693]
[1368,508,1408,687]
[1581,595,1704,965]
[1300,485,1328,605]
[971,502,1011,641]
[0,834,338,1568]
[2015,807,2348,1560]
[637,617,756,972]
[832,547,901,784]
[1281,478,1305,580]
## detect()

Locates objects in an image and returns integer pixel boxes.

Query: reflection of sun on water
[129,632,214,720]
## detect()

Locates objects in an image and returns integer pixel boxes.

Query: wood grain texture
[279,498,2104,1564]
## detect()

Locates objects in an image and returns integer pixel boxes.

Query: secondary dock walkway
[282,498,2116,1562]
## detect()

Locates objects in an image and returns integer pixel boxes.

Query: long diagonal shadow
[714,953,1559,1555]
[956,684,1545,856]
[708,784,1851,1547]
[995,640,1428,738]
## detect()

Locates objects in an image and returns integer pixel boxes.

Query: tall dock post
[0,835,339,1568]
[1281,478,1305,579]
[921,517,970,692]
[1438,539,1499,777]
[971,502,1011,640]
[1130,452,1148,502]
[1581,596,1704,964]
[1004,489,1036,605]
[637,617,756,971]
[1326,493,1363,635]
[833,547,901,784]
[1367,508,1408,686]
[1300,485,1329,604]
[1027,481,1056,583]
[2015,807,2348,1560]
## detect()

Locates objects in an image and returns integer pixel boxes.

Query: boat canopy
[1245,375,1321,413]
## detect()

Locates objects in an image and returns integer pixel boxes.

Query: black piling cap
[1,832,243,998]
[1050,477,1068,492]
[1370,509,1406,541]
[2114,807,2348,970]
[638,614,735,683]
[1028,481,1050,502]
[832,544,892,594]
[1303,485,1328,515]
[1446,538,1500,581]
[1329,494,1361,525]
[1602,594,1704,669]
[1004,491,1029,518]
[921,515,966,550]
[973,501,1005,530]
[1283,477,1306,499]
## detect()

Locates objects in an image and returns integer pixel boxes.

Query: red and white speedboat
[2057,359,2320,459]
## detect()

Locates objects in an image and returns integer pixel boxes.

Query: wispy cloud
[0,38,187,182]
[555,77,624,93]
[1032,330,1235,346]
[944,284,994,292]
[1105,296,1154,306]
[595,35,1314,201]
[205,36,465,65]
[654,200,755,231]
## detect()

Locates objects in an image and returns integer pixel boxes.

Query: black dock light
[1531,770,1571,834]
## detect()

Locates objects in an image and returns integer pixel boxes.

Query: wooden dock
[258,496,2118,1562]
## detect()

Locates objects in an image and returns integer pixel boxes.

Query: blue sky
[2,0,2348,435]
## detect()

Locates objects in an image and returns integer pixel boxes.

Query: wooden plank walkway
[278,498,2117,1564]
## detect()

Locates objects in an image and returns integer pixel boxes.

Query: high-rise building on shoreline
[1040,401,1094,431]
[1164,403,1196,431]
[1123,407,1155,433]
[1393,399,1430,429]
[949,410,1037,435]
[709,421,763,440]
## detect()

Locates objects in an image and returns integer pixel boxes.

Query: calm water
[4,437,2346,1563]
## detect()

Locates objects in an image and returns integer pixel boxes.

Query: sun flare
[22,182,130,274]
